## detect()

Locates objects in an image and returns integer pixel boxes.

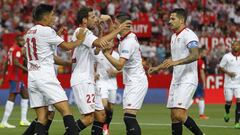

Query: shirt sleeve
[44,28,64,46]
[112,51,120,60]
[82,30,98,48]
[219,55,227,68]
[119,40,135,60]
[72,29,98,48]
[185,31,199,48]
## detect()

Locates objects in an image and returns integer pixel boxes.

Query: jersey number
[86,94,95,103]
[26,38,38,61]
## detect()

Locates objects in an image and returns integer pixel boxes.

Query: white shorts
[28,78,68,108]
[72,83,104,114]
[123,81,148,110]
[167,83,196,109]
[97,86,117,104]
[224,87,240,101]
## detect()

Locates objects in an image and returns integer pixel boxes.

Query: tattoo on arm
[176,47,199,65]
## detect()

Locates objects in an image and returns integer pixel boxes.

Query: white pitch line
[52,120,233,128]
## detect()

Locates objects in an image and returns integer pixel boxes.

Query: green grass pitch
[0,104,240,135]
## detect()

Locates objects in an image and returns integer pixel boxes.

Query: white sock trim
[198,100,205,115]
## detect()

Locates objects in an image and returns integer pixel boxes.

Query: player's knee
[96,110,106,123]
[38,115,48,125]
[171,111,186,122]
[226,101,232,105]
[107,103,114,111]
[8,93,16,101]
[54,101,72,116]
[83,113,95,125]
[21,93,29,99]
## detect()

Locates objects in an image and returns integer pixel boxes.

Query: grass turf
[0,104,240,135]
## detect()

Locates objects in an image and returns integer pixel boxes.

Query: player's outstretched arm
[107,68,122,77]
[148,64,164,74]
[102,48,126,71]
[93,20,132,48]
[218,67,236,78]
[161,47,199,69]
[59,28,86,51]
[54,55,72,66]
[174,47,199,66]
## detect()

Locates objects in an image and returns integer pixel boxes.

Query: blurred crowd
[1,0,240,74]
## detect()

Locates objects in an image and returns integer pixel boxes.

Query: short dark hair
[76,7,93,24]
[116,12,131,23]
[33,4,54,21]
[170,8,188,22]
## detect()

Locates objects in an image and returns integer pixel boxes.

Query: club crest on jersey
[122,50,129,53]
[29,63,40,71]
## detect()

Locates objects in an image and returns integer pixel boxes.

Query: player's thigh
[234,88,240,99]
[224,88,234,101]
[98,86,109,99]
[35,106,48,124]
[108,89,117,104]
[94,110,105,122]
[9,80,21,94]
[95,85,104,111]
[28,80,47,108]
[37,78,68,105]
[98,85,117,104]
[53,101,72,116]
[123,82,148,110]
[20,81,28,99]
[167,84,197,109]
[72,83,95,114]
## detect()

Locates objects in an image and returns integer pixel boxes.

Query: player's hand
[65,60,72,66]
[161,59,178,69]
[100,40,114,50]
[94,73,100,82]
[0,78,4,86]
[228,72,236,78]
[76,28,86,45]
[119,20,132,31]
[99,39,109,48]
[102,43,114,55]
[107,68,117,77]
[57,26,66,36]
[102,47,111,55]
[148,67,159,74]
[94,47,101,55]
